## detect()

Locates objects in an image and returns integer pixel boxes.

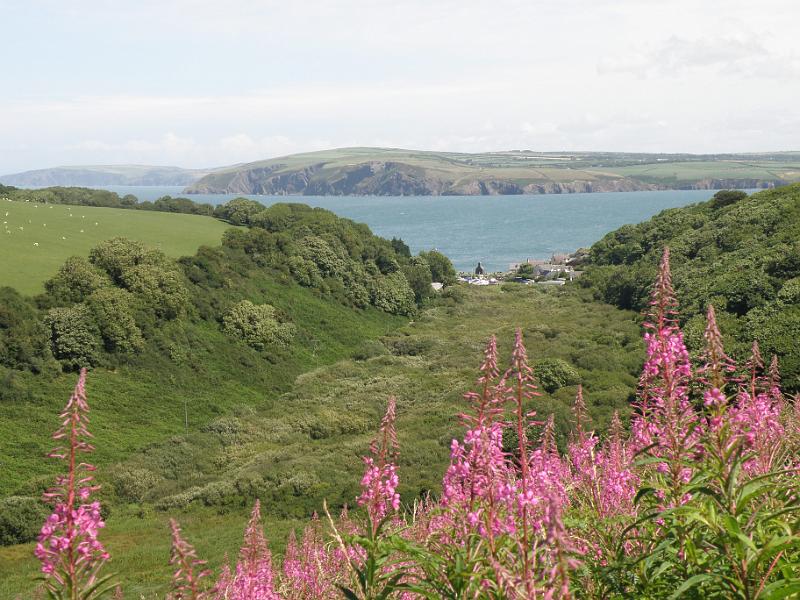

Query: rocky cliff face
[185,161,786,196]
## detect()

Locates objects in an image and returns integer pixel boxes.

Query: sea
[91,186,731,273]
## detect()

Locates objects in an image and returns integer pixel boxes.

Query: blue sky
[1,0,799,173]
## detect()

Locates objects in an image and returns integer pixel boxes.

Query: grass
[0,200,233,294]
[612,160,800,183]
[0,283,643,598]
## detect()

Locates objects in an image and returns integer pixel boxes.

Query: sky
[1,0,799,173]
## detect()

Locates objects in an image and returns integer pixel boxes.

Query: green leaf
[336,585,360,600]
[668,573,712,599]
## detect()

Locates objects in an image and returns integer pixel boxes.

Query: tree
[402,257,433,304]
[43,305,100,370]
[420,250,457,285]
[86,288,144,354]
[710,189,747,209]
[222,301,295,350]
[0,287,55,373]
[390,237,411,258]
[214,198,264,226]
[89,237,149,283]
[44,256,109,305]
[121,264,190,320]
[371,272,415,315]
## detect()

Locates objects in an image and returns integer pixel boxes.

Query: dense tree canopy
[584,184,800,391]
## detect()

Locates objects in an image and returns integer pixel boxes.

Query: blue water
[95,186,724,272]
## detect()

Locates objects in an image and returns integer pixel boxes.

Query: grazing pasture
[0,200,233,294]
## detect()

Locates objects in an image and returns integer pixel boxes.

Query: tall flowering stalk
[508,328,543,594]
[167,520,211,600]
[357,396,401,533]
[212,501,279,600]
[35,368,113,600]
[631,248,698,503]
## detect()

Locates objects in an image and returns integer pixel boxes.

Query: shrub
[287,255,322,287]
[533,358,581,393]
[384,335,433,356]
[44,256,109,305]
[352,340,387,361]
[43,304,100,370]
[112,467,163,503]
[0,496,49,546]
[371,271,415,315]
[222,300,295,350]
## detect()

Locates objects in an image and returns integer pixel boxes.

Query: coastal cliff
[185,148,795,196]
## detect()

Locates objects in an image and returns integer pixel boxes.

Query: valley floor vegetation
[20,249,800,598]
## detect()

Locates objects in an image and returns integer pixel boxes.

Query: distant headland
[3,147,799,196]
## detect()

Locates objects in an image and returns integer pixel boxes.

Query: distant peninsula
[4,148,800,195]
[185,148,800,196]
[0,165,216,187]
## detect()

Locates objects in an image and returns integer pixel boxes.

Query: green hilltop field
[0,200,233,294]
[185,147,800,195]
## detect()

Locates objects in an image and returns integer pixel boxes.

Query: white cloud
[598,35,800,79]
[1,0,800,172]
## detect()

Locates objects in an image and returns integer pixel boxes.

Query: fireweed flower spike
[509,328,542,593]
[698,304,737,392]
[357,396,401,531]
[35,368,113,599]
[213,500,280,600]
[631,247,698,500]
[168,519,211,600]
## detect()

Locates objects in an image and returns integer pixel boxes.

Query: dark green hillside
[583,184,800,391]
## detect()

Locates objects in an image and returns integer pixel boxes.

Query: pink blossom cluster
[35,368,110,593]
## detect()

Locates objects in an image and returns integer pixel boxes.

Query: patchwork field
[0,200,233,294]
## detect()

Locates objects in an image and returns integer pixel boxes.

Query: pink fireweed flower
[168,519,211,600]
[704,388,726,409]
[280,519,349,599]
[357,397,401,528]
[35,369,111,593]
[631,249,701,501]
[697,305,738,391]
[213,500,280,600]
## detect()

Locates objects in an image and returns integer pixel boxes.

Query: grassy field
[0,200,233,294]
[0,284,643,598]
[611,160,800,183]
